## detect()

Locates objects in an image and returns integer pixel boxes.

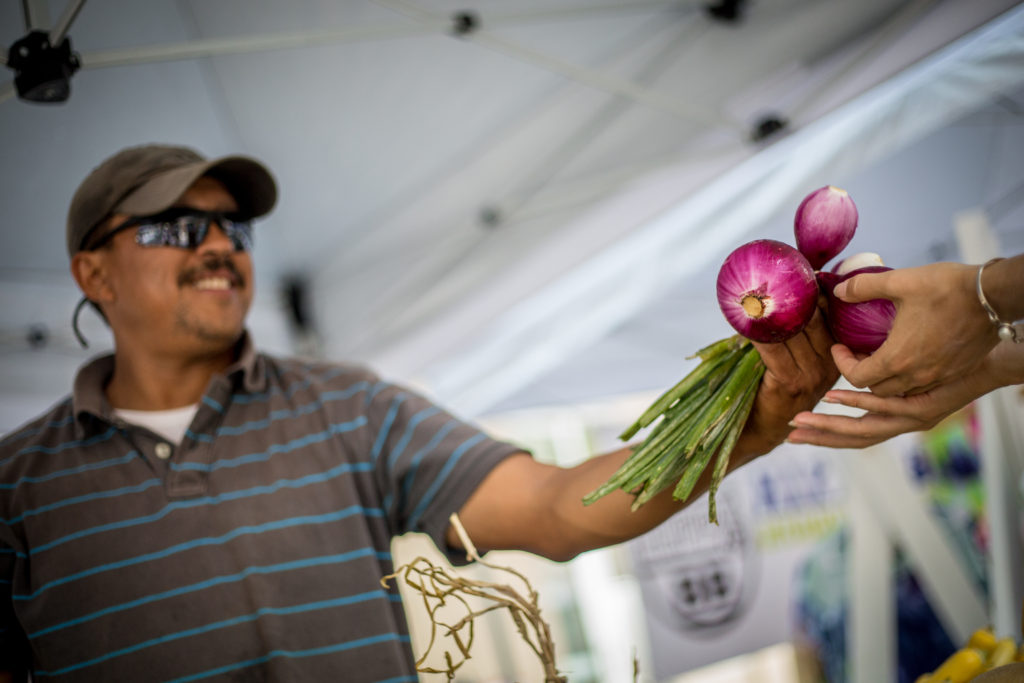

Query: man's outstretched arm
[448,309,838,562]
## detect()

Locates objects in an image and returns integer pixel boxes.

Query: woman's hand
[787,343,1024,448]
[831,262,998,397]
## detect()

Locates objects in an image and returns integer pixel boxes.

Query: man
[0,144,837,682]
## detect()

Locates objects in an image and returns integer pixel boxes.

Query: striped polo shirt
[0,335,523,682]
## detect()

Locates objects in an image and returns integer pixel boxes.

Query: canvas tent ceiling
[1,0,1023,430]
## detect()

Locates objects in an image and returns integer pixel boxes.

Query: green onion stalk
[581,335,764,524]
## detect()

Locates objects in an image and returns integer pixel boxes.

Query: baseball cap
[67,144,277,256]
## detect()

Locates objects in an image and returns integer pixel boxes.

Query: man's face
[96,176,255,356]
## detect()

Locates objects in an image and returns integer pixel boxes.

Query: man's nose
[196,221,235,253]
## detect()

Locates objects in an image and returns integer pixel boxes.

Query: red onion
[794,186,858,270]
[717,239,819,343]
[817,267,896,354]
[831,251,884,275]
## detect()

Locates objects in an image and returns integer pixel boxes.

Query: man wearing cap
[0,144,837,681]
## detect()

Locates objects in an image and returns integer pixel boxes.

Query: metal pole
[21,0,50,31]
[788,0,938,123]
[375,0,735,129]
[847,465,894,683]
[50,0,87,46]
[77,1,687,69]
[0,83,16,105]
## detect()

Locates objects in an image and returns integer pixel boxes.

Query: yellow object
[967,628,998,654]
[914,675,931,683]
[1015,642,1024,663]
[931,648,986,683]
[986,638,1017,670]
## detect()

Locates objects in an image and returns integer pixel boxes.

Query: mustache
[178,254,245,288]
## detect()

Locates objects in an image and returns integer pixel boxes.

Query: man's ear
[70,251,115,306]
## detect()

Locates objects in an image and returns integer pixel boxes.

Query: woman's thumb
[835,272,885,302]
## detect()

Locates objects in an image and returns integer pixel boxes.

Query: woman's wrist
[974,343,1024,392]
[980,255,1024,324]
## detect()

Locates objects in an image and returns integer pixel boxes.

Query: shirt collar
[72,353,115,428]
[71,330,268,433]
[225,331,267,394]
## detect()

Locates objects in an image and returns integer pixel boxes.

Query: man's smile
[192,276,234,291]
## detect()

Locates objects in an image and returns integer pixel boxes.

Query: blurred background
[1,0,1023,680]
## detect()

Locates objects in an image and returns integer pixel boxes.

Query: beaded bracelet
[977,258,1021,343]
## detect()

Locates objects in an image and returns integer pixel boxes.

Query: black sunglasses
[85,208,254,252]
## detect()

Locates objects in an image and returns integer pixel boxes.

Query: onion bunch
[584,185,895,522]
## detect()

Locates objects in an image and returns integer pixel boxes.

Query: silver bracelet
[977,257,1021,343]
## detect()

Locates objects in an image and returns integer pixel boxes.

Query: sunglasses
[85,208,254,252]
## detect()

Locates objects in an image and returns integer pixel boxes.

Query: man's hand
[734,308,840,458]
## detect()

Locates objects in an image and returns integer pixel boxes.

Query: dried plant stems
[381,514,567,682]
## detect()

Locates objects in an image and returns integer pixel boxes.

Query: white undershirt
[113,404,199,446]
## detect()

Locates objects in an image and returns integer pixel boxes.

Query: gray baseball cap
[67,144,277,256]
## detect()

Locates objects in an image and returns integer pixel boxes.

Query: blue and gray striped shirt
[0,335,522,681]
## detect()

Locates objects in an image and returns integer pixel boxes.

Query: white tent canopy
[1,0,1023,429]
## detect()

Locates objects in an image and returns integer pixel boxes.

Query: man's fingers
[834,271,893,304]
[802,308,834,362]
[777,324,817,369]
[756,309,833,375]
[753,336,798,380]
